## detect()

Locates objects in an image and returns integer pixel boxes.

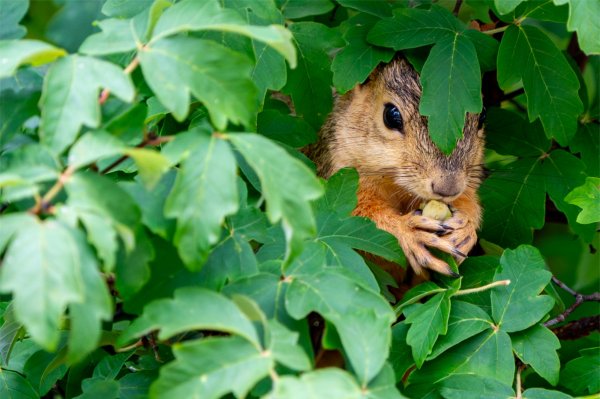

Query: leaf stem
[515,363,526,399]
[99,56,140,105]
[544,276,600,327]
[30,165,76,215]
[482,25,509,35]
[454,279,511,296]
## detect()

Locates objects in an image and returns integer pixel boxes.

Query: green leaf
[139,36,256,128]
[408,329,514,390]
[0,369,38,399]
[222,0,289,106]
[364,363,408,399]
[0,90,40,145]
[565,177,600,224]
[150,336,272,399]
[75,379,120,399]
[67,228,112,364]
[554,0,600,54]
[257,109,317,148]
[40,55,135,154]
[337,0,392,18]
[68,130,126,169]
[491,245,554,332]
[117,287,259,347]
[66,171,141,254]
[0,219,85,351]
[79,19,137,55]
[462,29,499,72]
[266,368,362,399]
[0,304,23,365]
[266,319,311,371]
[420,33,482,153]
[332,13,394,94]
[118,371,154,399]
[497,25,583,145]
[511,324,560,385]
[394,282,445,315]
[560,347,600,395]
[285,245,395,384]
[494,0,526,15]
[164,134,238,270]
[282,22,343,130]
[570,123,599,176]
[367,6,463,50]
[0,0,28,39]
[102,0,154,18]
[151,0,295,66]
[439,374,514,398]
[542,150,595,241]
[480,158,546,248]
[121,172,176,239]
[428,300,493,360]
[0,40,66,78]
[123,148,170,190]
[523,388,573,399]
[404,292,451,368]
[229,133,323,261]
[278,0,334,19]
[388,323,414,383]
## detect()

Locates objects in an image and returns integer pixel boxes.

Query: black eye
[383,103,403,131]
[477,106,486,129]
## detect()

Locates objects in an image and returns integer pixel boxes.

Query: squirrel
[307,57,485,280]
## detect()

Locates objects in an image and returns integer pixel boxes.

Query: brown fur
[307,58,485,278]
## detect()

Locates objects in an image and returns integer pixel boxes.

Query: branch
[544,276,600,327]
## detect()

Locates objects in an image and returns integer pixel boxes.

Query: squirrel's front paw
[397,211,474,277]
[441,210,477,262]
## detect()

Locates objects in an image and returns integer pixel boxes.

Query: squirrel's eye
[383,103,403,131]
[477,106,487,129]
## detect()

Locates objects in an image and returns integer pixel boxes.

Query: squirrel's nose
[431,180,461,198]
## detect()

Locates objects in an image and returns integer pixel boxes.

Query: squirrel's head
[330,57,485,204]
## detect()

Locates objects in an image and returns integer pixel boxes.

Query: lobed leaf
[332,13,394,94]
[0,39,66,78]
[40,55,135,154]
[139,36,256,128]
[0,219,85,351]
[266,368,362,399]
[368,6,463,50]
[565,177,600,224]
[150,336,272,399]
[419,33,482,153]
[118,287,259,347]
[491,245,554,332]
[150,0,295,66]
[229,133,323,262]
[497,25,583,145]
[511,324,560,385]
[164,134,238,270]
[404,292,451,368]
[554,0,600,54]
[559,347,600,395]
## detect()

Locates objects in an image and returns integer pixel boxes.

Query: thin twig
[30,165,76,215]
[99,134,173,174]
[452,0,463,16]
[544,276,600,327]
[99,56,140,105]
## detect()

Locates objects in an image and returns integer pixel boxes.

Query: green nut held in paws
[422,200,452,221]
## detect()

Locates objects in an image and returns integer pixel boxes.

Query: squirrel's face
[339,58,485,203]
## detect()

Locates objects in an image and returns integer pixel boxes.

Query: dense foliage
[0,0,599,398]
